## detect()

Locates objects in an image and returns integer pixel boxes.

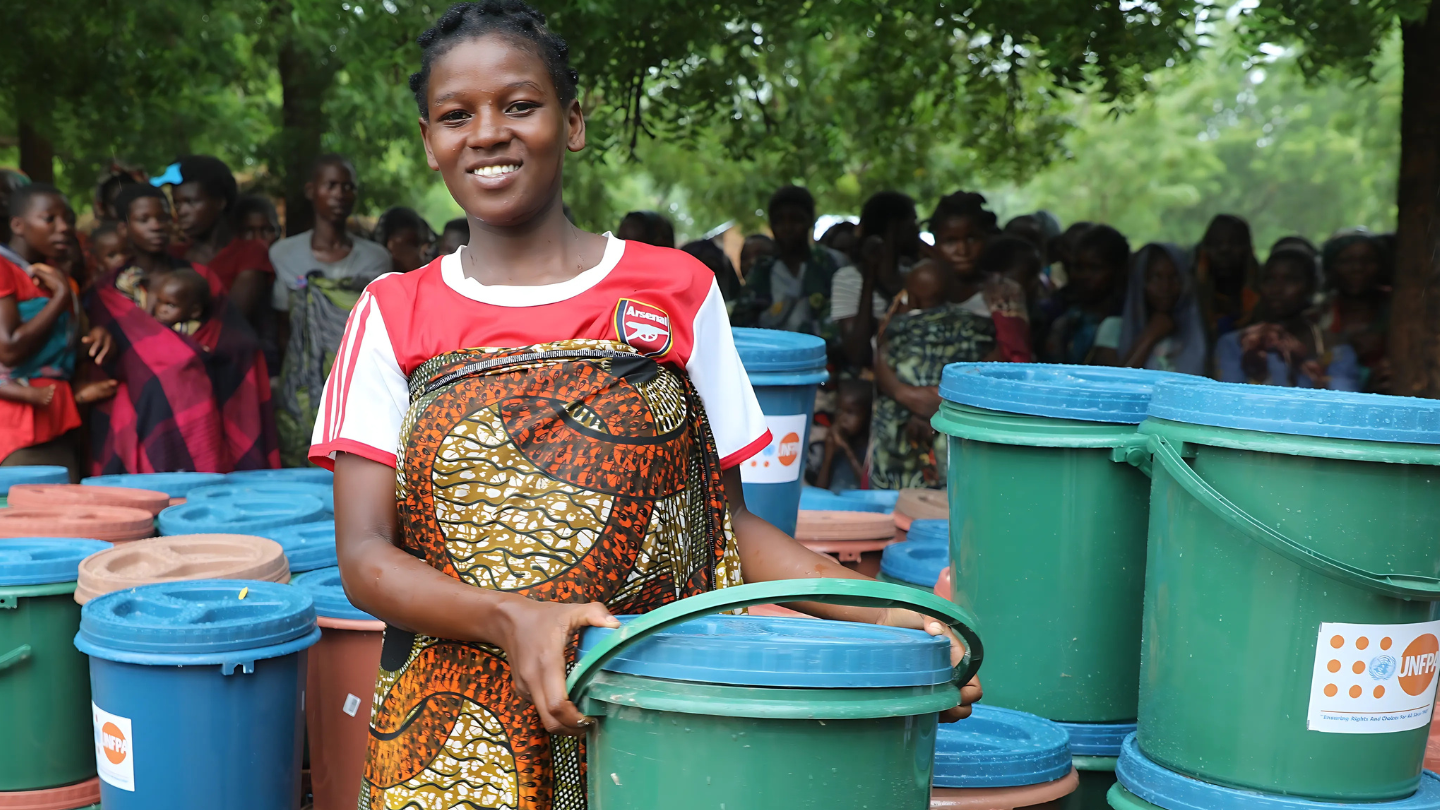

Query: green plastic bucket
[570,579,983,810]
[1133,381,1440,801]
[932,364,1190,722]
[0,538,113,791]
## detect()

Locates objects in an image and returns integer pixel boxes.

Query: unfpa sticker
[1308,620,1440,734]
[741,415,808,485]
[614,299,673,357]
[93,703,135,791]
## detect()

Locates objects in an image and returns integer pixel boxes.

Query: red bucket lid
[75,534,289,604]
[0,777,100,809]
[0,506,155,542]
[794,510,895,542]
[8,484,169,516]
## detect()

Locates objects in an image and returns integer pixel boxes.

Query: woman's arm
[333,452,618,736]
[0,265,72,367]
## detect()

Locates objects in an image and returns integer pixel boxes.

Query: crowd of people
[0,156,1395,491]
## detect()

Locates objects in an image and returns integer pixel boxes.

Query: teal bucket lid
[732,327,829,385]
[0,538,112,586]
[940,363,1191,424]
[880,541,947,588]
[907,519,949,546]
[157,495,328,536]
[1147,379,1440,445]
[1115,735,1440,809]
[933,704,1073,788]
[187,482,334,513]
[77,579,316,656]
[800,486,893,514]
[263,520,337,573]
[578,614,950,688]
[290,567,376,622]
[0,465,69,495]
[83,472,225,498]
[224,468,333,485]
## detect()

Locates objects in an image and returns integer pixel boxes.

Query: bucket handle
[566,578,983,700]
[1151,435,1440,601]
[0,644,32,672]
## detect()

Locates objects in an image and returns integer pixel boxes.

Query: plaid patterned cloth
[86,263,279,474]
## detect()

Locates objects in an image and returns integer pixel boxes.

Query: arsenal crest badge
[614,298,673,356]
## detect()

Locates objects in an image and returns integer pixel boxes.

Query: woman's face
[421,33,585,229]
[1070,247,1119,305]
[126,198,173,256]
[1144,251,1183,315]
[173,182,225,240]
[933,216,985,278]
[1260,259,1314,321]
[386,227,431,273]
[1202,220,1251,281]
[1332,240,1382,297]
[238,211,279,246]
[11,192,74,261]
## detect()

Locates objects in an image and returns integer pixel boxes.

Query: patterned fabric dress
[360,339,743,810]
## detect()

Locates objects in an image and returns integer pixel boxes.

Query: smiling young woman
[312,4,978,808]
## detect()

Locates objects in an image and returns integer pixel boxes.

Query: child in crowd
[1046,224,1128,365]
[373,206,436,274]
[1115,243,1207,375]
[312,6,975,807]
[1195,214,1260,337]
[1216,247,1360,390]
[811,379,872,491]
[233,195,281,247]
[739,233,776,279]
[929,191,999,315]
[435,216,469,258]
[148,268,211,335]
[1320,231,1390,391]
[89,223,131,276]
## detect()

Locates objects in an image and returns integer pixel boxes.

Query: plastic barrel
[157,495,327,536]
[186,483,334,515]
[75,580,319,809]
[263,521,337,574]
[571,579,983,810]
[880,541,948,590]
[0,507,155,543]
[74,535,289,605]
[932,364,1191,723]
[732,328,829,536]
[81,473,225,499]
[0,466,70,508]
[290,568,382,810]
[794,510,896,577]
[223,468,333,486]
[1133,381,1440,800]
[1056,722,1133,810]
[6,485,169,517]
[930,704,1078,809]
[0,539,112,791]
[1111,735,1440,810]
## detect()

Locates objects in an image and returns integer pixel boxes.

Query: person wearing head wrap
[1194,214,1261,338]
[1319,229,1391,391]
[1117,243,1207,375]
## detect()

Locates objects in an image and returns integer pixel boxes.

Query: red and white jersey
[308,235,770,471]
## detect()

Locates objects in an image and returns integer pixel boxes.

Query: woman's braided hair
[409,1,579,119]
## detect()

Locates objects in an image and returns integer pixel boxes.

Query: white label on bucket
[1307,620,1440,734]
[739,414,808,484]
[93,702,135,791]
[343,693,362,717]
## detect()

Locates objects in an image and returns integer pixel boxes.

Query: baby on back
[148,268,211,335]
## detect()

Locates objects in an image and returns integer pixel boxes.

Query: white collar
[440,233,625,307]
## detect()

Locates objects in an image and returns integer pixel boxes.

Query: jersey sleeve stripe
[307,437,398,472]
[328,292,372,441]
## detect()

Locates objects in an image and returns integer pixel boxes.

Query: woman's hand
[495,597,620,737]
[82,326,114,365]
[30,264,71,305]
[878,607,983,722]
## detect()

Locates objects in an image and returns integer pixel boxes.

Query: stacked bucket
[934,364,1440,810]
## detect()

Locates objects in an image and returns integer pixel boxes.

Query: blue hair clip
[149,163,184,187]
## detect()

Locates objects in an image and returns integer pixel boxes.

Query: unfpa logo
[776,432,800,466]
[1400,634,1439,696]
[101,721,129,765]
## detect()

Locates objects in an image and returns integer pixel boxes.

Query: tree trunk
[17,121,54,185]
[1390,2,1440,397]
[277,36,335,237]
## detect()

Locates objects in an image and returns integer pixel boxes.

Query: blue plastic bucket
[880,541,948,589]
[224,468,333,485]
[82,472,225,499]
[156,495,328,536]
[732,328,829,536]
[75,580,318,808]
[186,483,334,514]
[264,521,338,574]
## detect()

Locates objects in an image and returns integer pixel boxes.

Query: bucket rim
[581,669,958,719]
[76,625,321,669]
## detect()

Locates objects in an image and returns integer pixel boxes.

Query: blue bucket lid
[0,465,69,496]
[1116,735,1440,809]
[83,472,226,498]
[157,495,328,536]
[224,468,333,485]
[290,567,376,622]
[880,541,948,588]
[907,519,949,546]
[1055,721,1135,757]
[187,483,334,513]
[940,363,1191,425]
[263,520,337,573]
[800,487,892,514]
[933,704,1073,788]
[78,579,316,655]
[837,489,900,511]
[1147,379,1440,445]
[732,327,828,375]
[0,538,113,586]
[578,614,950,688]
